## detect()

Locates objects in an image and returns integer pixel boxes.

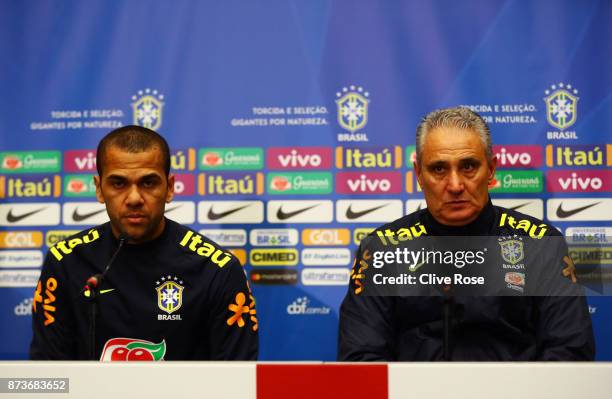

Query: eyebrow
[106,173,162,181]
[425,157,482,168]
[458,157,481,165]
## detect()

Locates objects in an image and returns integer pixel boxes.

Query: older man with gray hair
[338,107,594,361]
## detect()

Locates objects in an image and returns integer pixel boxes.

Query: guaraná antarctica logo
[132,88,164,130]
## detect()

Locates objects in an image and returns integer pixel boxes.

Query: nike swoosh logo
[6,207,47,223]
[164,205,183,214]
[72,208,107,222]
[509,202,532,211]
[207,204,251,220]
[346,204,388,220]
[556,202,601,219]
[276,204,319,220]
[100,288,115,294]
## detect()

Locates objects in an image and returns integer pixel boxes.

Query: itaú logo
[0,176,61,198]
[546,145,608,167]
[198,173,264,195]
[335,146,402,169]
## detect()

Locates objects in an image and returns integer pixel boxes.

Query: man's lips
[445,200,470,207]
[124,214,147,223]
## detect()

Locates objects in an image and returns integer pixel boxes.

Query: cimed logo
[544,83,578,131]
[336,85,369,132]
[132,88,164,130]
[156,276,183,314]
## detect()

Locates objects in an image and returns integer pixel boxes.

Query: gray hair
[415,107,492,165]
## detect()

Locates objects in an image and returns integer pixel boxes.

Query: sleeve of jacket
[207,256,259,360]
[338,243,396,361]
[30,251,78,360]
[533,234,595,360]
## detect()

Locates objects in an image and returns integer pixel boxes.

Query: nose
[447,170,464,194]
[125,184,144,206]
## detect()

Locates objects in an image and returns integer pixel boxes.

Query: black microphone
[82,232,130,297]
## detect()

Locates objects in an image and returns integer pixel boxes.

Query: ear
[166,174,175,203]
[488,155,497,183]
[93,175,105,204]
[414,160,423,189]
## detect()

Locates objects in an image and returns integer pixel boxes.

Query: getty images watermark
[355,235,610,297]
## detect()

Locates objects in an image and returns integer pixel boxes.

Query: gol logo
[0,231,43,248]
[302,229,350,246]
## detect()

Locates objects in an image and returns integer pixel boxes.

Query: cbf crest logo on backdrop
[156,275,183,320]
[498,237,524,265]
[131,89,164,130]
[544,83,578,130]
[544,83,579,140]
[336,85,369,133]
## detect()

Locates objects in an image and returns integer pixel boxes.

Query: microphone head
[86,274,103,288]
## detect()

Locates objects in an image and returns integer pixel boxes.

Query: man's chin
[438,208,479,226]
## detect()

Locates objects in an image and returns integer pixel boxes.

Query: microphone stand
[86,287,98,360]
[82,233,129,360]
[442,284,454,361]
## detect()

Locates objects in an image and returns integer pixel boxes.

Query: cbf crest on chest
[155,275,184,321]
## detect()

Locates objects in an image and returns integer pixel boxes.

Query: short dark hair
[415,107,492,165]
[96,125,171,176]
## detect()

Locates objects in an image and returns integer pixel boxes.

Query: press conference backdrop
[0,1,610,360]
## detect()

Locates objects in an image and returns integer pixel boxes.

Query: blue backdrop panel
[0,0,610,360]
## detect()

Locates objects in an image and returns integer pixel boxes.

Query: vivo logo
[546,170,611,193]
[64,150,97,172]
[267,147,332,169]
[336,172,402,194]
[173,174,195,196]
[493,145,541,168]
[559,174,601,190]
